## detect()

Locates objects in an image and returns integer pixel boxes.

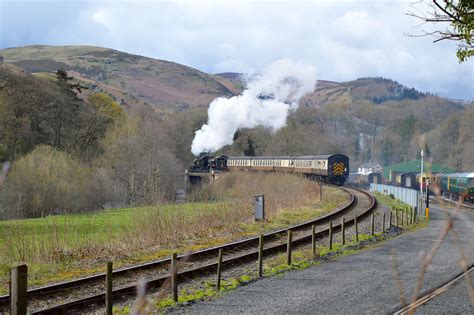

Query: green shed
[384,160,454,181]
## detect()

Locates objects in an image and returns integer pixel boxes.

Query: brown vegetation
[0,173,346,292]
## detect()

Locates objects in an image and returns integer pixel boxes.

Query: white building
[357,162,383,176]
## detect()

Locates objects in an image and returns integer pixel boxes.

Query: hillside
[0,45,241,111]
[1,45,472,171]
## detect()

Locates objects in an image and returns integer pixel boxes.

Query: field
[0,172,348,294]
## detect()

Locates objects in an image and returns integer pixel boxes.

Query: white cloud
[0,0,472,100]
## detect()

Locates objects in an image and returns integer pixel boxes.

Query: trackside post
[329,222,333,250]
[354,216,358,242]
[341,218,345,245]
[371,213,375,236]
[287,230,293,265]
[258,235,264,277]
[106,261,113,315]
[11,264,27,315]
[382,212,386,232]
[216,249,223,290]
[171,253,178,302]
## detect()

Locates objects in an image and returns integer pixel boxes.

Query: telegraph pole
[420,149,424,216]
[425,180,430,219]
[420,149,424,196]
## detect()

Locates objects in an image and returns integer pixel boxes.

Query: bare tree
[407,0,474,62]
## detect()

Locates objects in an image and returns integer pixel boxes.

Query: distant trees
[0,66,188,218]
[0,63,472,218]
[0,146,92,218]
[94,107,183,206]
[0,67,120,161]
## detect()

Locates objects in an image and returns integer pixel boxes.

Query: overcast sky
[1,0,472,100]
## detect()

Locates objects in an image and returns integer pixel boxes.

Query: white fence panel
[370,183,419,209]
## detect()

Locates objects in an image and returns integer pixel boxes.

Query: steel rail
[26,188,377,314]
[0,186,353,309]
[4,187,376,314]
[394,265,474,314]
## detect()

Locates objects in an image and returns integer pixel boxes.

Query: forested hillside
[218,77,473,172]
[0,45,472,219]
[0,45,241,111]
[0,63,200,218]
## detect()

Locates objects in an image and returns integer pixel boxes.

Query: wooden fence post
[341,218,346,245]
[354,216,359,242]
[329,222,333,250]
[320,183,323,202]
[171,253,178,302]
[216,249,223,290]
[382,212,386,232]
[311,225,316,258]
[371,213,375,236]
[258,235,263,277]
[401,210,404,227]
[11,264,27,315]
[287,230,293,265]
[106,261,113,315]
[396,210,399,228]
[389,211,392,228]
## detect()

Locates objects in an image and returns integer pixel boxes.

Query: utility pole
[425,181,430,219]
[420,149,424,213]
[420,150,424,195]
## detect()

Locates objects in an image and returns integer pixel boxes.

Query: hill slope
[0,45,241,111]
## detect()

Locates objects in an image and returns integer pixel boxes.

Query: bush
[0,145,92,218]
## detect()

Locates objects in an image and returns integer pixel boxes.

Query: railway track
[0,186,376,314]
[437,196,474,210]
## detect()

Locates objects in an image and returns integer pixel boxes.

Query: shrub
[0,145,92,218]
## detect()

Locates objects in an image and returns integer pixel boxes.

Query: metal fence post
[311,225,316,258]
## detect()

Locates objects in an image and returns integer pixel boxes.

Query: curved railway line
[0,186,376,314]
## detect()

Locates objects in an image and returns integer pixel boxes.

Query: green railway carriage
[438,172,474,203]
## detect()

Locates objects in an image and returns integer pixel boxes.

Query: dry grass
[0,172,347,293]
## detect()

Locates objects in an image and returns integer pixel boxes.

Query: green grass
[0,186,347,295]
[374,192,412,211]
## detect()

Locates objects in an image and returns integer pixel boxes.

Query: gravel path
[178,203,474,314]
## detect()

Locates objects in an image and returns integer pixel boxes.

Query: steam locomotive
[189,154,349,185]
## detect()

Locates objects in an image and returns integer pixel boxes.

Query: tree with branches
[407,0,474,62]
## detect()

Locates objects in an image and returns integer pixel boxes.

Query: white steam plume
[191,59,317,155]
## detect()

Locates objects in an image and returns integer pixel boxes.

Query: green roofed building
[384,160,454,181]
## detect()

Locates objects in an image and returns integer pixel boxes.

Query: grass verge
[120,222,428,314]
[0,173,348,295]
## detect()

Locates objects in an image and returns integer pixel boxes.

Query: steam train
[189,154,349,185]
